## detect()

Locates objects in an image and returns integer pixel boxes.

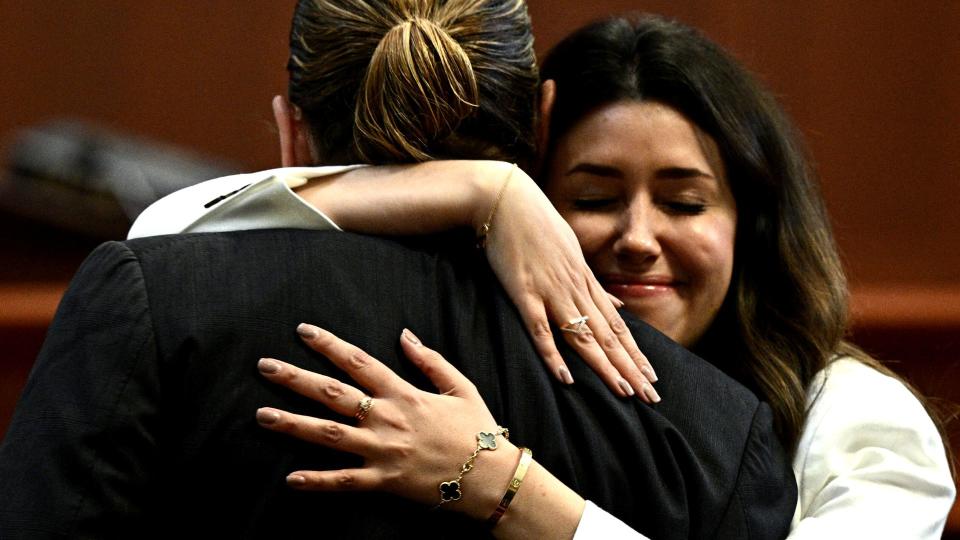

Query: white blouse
[788,357,954,538]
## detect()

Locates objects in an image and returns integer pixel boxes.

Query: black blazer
[0,229,795,539]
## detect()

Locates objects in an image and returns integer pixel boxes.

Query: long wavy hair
[540,14,947,456]
[286,0,538,168]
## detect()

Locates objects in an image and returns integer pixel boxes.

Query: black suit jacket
[0,229,795,539]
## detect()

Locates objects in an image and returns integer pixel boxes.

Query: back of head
[541,15,847,451]
[287,0,538,167]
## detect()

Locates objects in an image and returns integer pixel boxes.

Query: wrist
[469,161,519,234]
[493,460,585,539]
[458,439,522,521]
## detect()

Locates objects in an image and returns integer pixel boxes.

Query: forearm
[294,160,518,235]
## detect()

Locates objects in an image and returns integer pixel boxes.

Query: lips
[599,274,680,297]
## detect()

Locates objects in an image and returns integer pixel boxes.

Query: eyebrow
[656,166,716,181]
[566,163,623,178]
[566,163,716,181]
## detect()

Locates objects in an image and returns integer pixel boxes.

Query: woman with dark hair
[133,8,954,538]
[533,16,955,536]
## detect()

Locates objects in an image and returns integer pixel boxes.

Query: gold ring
[560,315,590,335]
[355,395,374,423]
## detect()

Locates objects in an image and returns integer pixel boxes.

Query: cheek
[683,218,736,294]
[561,213,611,260]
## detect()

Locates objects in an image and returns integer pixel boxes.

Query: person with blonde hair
[0,1,796,538]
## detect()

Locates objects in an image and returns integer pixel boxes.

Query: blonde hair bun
[286,0,537,166]
[356,15,479,161]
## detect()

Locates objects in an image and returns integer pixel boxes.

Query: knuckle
[381,411,413,432]
[279,365,299,383]
[335,471,355,488]
[607,315,629,335]
[347,349,372,371]
[321,380,345,400]
[399,391,429,412]
[416,361,438,380]
[276,418,298,434]
[629,347,648,364]
[424,348,446,364]
[321,423,345,444]
[383,440,415,461]
[573,329,596,346]
[600,331,619,350]
[313,330,337,348]
[530,319,552,339]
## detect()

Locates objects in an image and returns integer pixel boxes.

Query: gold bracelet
[436,426,510,507]
[476,163,517,249]
[486,447,533,527]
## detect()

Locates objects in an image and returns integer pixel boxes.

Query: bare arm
[296,160,501,235]
[296,160,660,402]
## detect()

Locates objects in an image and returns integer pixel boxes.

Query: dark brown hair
[286,0,538,168]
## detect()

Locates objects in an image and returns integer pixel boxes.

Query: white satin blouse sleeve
[573,501,650,540]
[127,165,366,239]
[788,358,955,539]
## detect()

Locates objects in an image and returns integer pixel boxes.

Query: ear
[534,79,557,176]
[272,95,316,167]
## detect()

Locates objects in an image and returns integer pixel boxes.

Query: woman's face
[545,100,737,348]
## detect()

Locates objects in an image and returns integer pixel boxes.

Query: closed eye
[573,198,618,210]
[664,201,707,215]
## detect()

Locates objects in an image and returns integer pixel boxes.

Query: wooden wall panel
[2,1,955,285]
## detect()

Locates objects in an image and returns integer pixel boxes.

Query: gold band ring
[355,395,374,423]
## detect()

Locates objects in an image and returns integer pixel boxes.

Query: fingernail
[287,474,306,485]
[258,358,281,374]
[558,365,575,385]
[613,297,625,308]
[641,365,659,383]
[402,328,420,345]
[643,383,662,403]
[617,377,635,397]
[256,408,280,425]
[297,323,319,338]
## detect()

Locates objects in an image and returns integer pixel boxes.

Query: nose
[612,201,662,263]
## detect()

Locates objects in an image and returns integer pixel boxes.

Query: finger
[256,407,377,454]
[606,292,625,308]
[296,323,408,395]
[285,468,381,492]
[555,300,636,399]
[589,279,658,385]
[552,287,655,402]
[580,296,660,403]
[398,328,476,398]
[515,294,576,385]
[576,292,660,404]
[257,358,367,417]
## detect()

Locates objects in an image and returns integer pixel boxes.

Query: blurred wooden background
[0,1,958,534]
